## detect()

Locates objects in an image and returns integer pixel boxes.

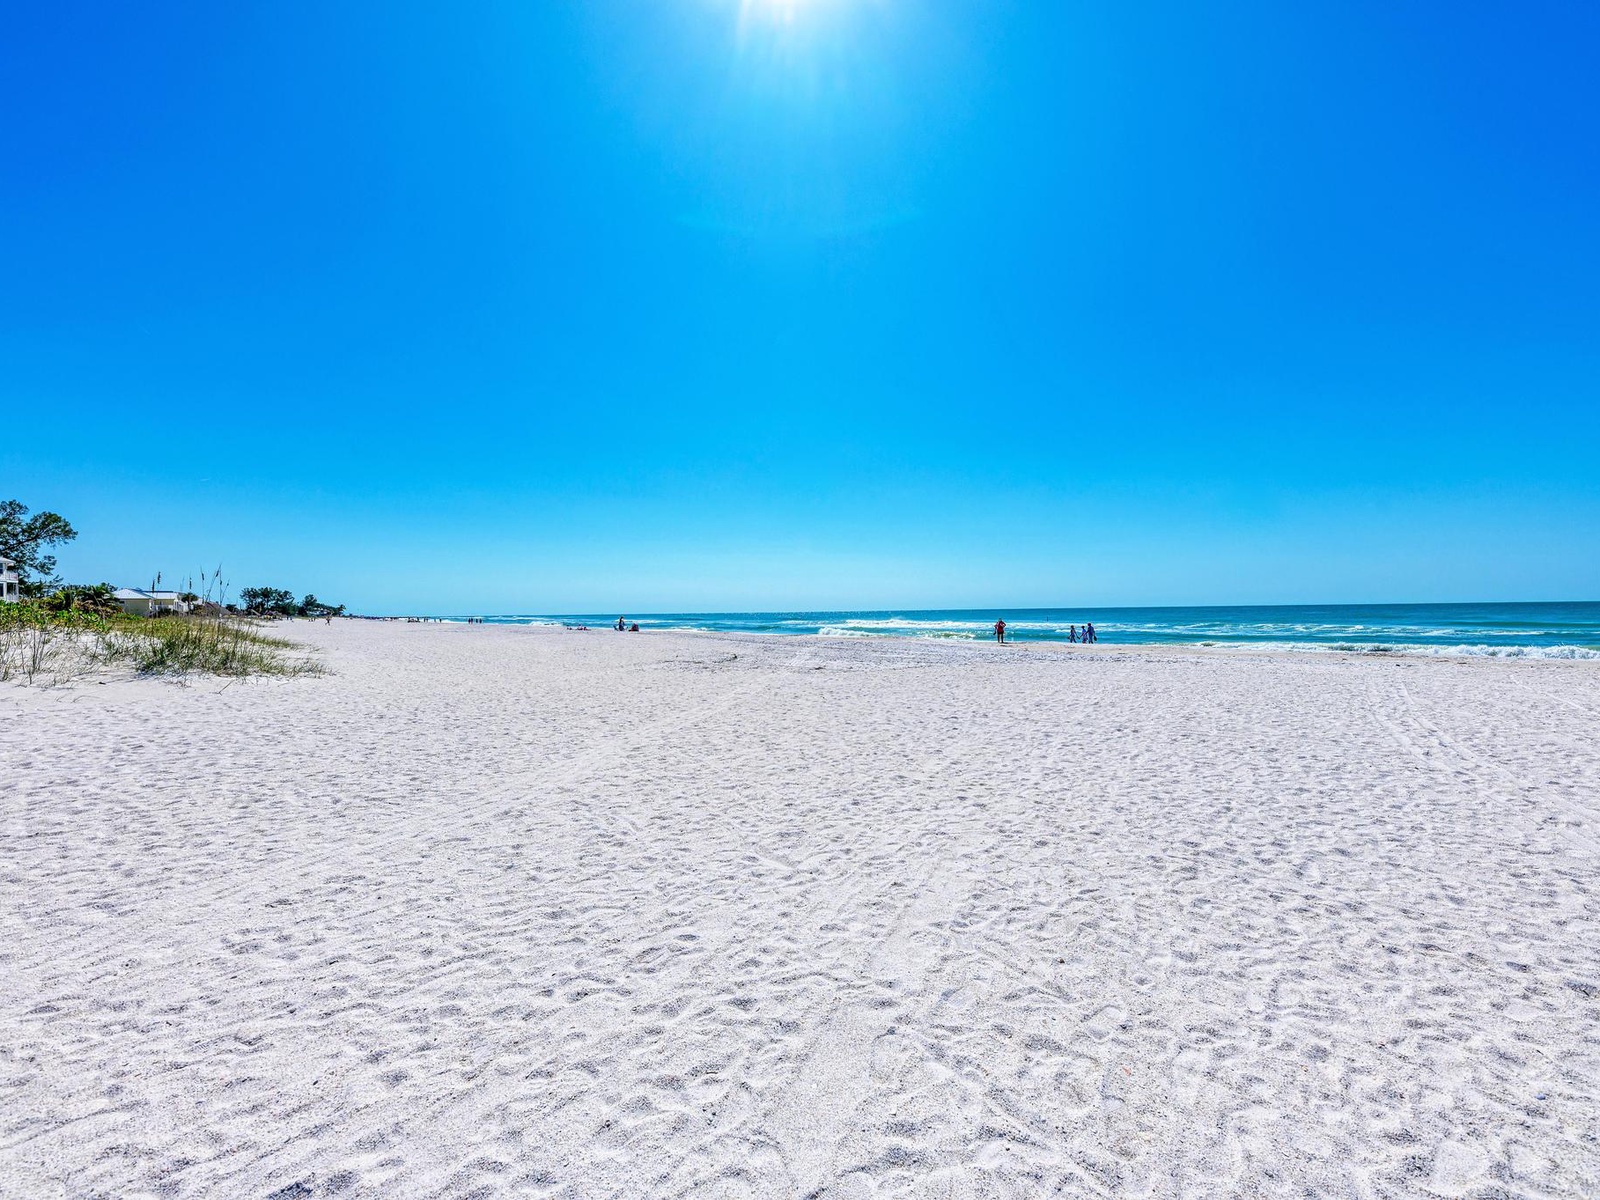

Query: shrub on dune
[1,604,320,683]
[98,612,321,678]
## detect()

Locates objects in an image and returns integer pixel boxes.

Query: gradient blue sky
[5,1,1597,613]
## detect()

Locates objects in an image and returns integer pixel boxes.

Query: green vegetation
[99,611,319,678]
[1,499,334,684]
[1,601,320,684]
[0,602,108,684]
[0,499,78,596]
[41,582,120,616]
[240,585,346,618]
[296,593,345,618]
[239,585,295,616]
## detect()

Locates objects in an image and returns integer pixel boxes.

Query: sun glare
[746,0,803,18]
[738,0,832,32]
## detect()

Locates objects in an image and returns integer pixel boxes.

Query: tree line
[237,588,345,618]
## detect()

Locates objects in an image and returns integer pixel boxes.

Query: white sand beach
[4,621,1598,1199]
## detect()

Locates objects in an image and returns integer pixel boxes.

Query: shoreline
[370,601,1600,662]
[426,618,1600,666]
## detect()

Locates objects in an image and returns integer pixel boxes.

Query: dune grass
[100,612,321,678]
[0,603,102,684]
[1,603,321,682]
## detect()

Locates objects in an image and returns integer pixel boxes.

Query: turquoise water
[451,603,1600,659]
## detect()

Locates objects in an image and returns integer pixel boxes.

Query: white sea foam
[1419,643,1600,660]
[804,620,1600,658]
[498,609,1600,658]
[823,618,984,631]
[1265,641,1600,661]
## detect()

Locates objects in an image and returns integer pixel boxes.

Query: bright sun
[740,0,823,29]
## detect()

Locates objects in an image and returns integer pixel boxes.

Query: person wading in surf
[994,618,1007,645]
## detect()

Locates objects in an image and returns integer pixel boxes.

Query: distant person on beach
[994,618,1006,645]
[1085,622,1097,643]
[616,616,626,631]
[630,623,639,632]
[1069,625,1079,643]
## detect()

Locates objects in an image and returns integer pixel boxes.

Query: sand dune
[4,622,1598,1198]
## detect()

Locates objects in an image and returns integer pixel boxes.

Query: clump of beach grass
[1,603,321,683]
[0,602,105,685]
[97,612,322,678]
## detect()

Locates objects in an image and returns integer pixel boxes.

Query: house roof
[0,555,15,568]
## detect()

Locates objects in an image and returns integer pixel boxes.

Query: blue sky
[4,1,1597,612]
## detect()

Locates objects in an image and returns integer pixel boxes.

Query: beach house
[113,587,189,617]
[0,556,18,603]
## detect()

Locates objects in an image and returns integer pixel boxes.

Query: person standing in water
[994,618,1007,645]
[1085,622,1097,643]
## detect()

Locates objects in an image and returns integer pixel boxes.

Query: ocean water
[450,602,1600,659]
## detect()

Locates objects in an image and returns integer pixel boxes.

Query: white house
[113,588,189,617]
[0,555,18,603]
